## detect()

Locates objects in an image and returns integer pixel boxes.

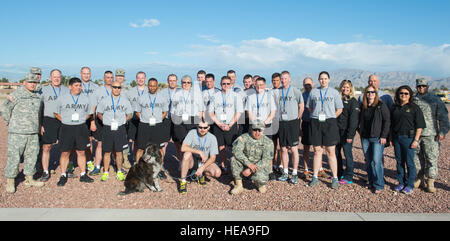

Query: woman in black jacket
[391,85,425,195]
[359,85,390,193]
[336,80,359,184]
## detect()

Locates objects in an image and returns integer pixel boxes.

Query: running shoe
[100,172,109,182]
[179,180,187,194]
[116,171,126,181]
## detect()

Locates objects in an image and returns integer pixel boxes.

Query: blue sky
[1,0,450,83]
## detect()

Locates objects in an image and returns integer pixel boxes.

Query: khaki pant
[414,135,439,179]
[5,133,39,179]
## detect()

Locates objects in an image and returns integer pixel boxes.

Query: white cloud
[197,34,221,43]
[129,19,160,28]
[176,37,450,76]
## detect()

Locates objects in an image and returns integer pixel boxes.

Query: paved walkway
[0,208,449,221]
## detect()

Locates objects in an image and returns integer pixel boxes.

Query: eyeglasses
[182,81,192,84]
[399,92,410,96]
[198,126,209,130]
[112,86,122,89]
[366,91,376,94]
[221,83,231,85]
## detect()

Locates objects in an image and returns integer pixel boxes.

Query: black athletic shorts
[136,122,167,149]
[172,116,198,143]
[102,125,128,152]
[278,118,300,147]
[212,123,239,147]
[126,117,139,141]
[309,118,340,147]
[162,117,173,142]
[59,123,90,152]
[92,118,104,142]
[301,120,312,146]
[41,116,61,145]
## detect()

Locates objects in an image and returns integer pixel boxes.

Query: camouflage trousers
[414,135,439,179]
[5,133,39,179]
[231,156,271,187]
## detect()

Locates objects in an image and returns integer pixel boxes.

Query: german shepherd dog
[118,144,163,195]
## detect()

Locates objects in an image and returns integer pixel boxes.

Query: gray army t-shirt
[209,90,244,124]
[136,91,169,124]
[96,95,133,126]
[273,86,304,121]
[171,89,205,117]
[183,129,219,159]
[40,84,69,118]
[245,90,277,123]
[306,87,343,119]
[81,81,99,97]
[125,86,147,112]
[55,92,93,125]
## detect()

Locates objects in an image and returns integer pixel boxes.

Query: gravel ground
[0,106,448,213]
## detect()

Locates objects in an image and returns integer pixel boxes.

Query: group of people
[1,67,448,196]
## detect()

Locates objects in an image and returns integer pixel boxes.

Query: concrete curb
[0,208,449,221]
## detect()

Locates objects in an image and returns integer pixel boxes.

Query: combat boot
[231,179,244,195]
[6,178,15,193]
[426,179,436,193]
[414,173,424,188]
[258,185,267,194]
[24,176,45,188]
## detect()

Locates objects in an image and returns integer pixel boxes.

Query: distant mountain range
[292,69,449,90]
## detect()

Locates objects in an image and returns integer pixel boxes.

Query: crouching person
[178,120,221,194]
[230,121,274,194]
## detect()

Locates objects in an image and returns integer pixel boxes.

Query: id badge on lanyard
[71,94,80,122]
[149,116,156,126]
[111,119,119,130]
[319,88,328,122]
[71,113,80,122]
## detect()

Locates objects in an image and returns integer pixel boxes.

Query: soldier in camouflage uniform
[230,121,274,194]
[0,74,45,193]
[414,78,449,193]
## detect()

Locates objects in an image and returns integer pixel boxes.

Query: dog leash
[159,155,200,182]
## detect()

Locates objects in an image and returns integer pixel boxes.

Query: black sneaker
[40,172,50,182]
[158,170,167,180]
[57,175,68,186]
[269,172,277,181]
[80,174,94,183]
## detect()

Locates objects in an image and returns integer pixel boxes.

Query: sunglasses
[27,81,40,84]
[198,126,209,130]
[366,91,376,94]
[399,92,410,96]
[222,83,231,85]
[182,81,192,84]
[112,86,122,89]
[417,85,427,88]
[252,128,263,132]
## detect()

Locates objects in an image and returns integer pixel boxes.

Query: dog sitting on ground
[118,143,163,195]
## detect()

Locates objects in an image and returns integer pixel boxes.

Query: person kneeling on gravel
[230,121,274,194]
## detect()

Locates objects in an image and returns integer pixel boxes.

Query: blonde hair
[339,79,355,100]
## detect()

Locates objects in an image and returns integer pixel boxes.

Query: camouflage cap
[30,67,41,75]
[416,78,428,86]
[24,73,40,82]
[251,121,265,130]
[115,69,125,76]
